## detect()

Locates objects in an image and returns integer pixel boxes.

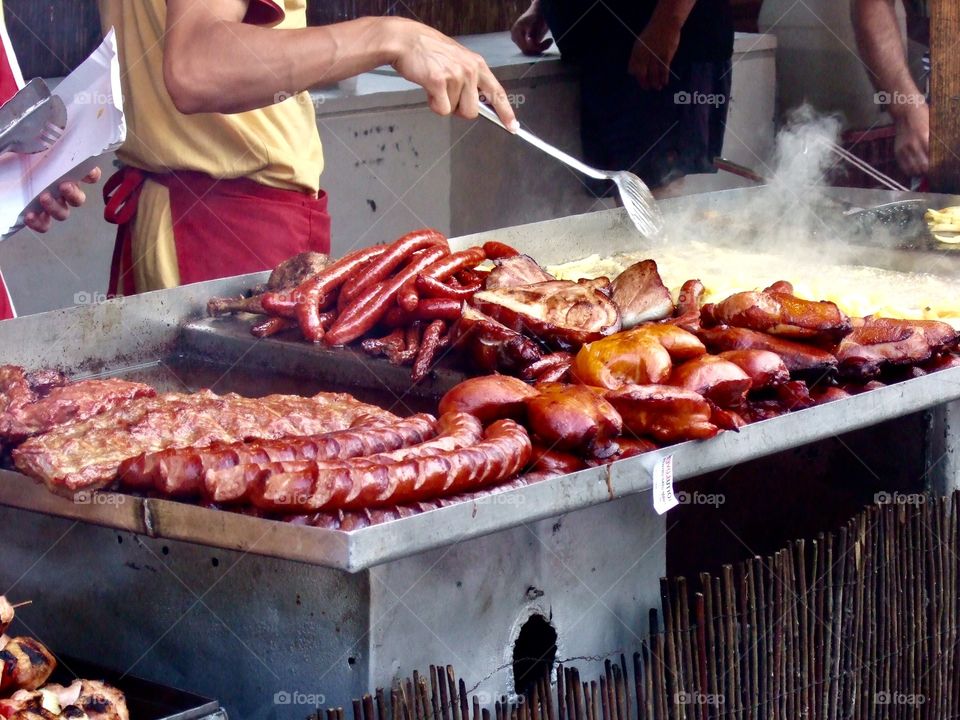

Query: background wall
[5,1,765,77]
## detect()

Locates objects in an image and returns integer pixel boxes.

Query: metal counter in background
[0,187,957,718]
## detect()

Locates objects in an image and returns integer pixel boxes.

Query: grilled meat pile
[13,390,392,492]
[0,367,154,446]
[207,233,627,383]
[437,260,960,462]
[0,369,533,521]
[0,597,128,719]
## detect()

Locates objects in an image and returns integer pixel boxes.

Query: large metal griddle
[1,186,959,572]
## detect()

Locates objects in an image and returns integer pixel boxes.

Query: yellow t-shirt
[98,0,324,192]
[98,0,326,291]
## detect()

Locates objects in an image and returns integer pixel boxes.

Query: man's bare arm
[852,0,921,103]
[163,0,517,128]
[629,0,697,90]
[851,0,928,174]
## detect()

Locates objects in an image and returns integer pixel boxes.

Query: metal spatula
[477,104,664,239]
[0,78,67,155]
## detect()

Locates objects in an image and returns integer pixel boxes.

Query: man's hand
[389,18,518,129]
[892,103,929,177]
[511,1,553,56]
[629,16,682,91]
[23,168,102,233]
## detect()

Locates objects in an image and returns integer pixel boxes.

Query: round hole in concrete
[512,613,557,696]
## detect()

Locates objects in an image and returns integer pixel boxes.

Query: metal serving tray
[1,187,958,572]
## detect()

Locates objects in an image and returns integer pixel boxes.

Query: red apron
[105,168,331,296]
[0,4,23,320]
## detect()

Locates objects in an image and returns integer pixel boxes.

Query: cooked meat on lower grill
[68,680,128,720]
[835,316,960,379]
[0,637,56,692]
[0,366,155,445]
[13,391,395,493]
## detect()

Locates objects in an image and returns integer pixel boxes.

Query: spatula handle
[476,104,607,181]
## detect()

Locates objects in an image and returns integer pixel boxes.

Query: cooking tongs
[0,78,67,156]
[477,103,664,239]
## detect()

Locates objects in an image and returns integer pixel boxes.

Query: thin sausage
[325,246,448,346]
[482,241,520,260]
[339,229,448,305]
[397,247,486,312]
[411,319,447,383]
[382,298,464,328]
[260,289,301,318]
[386,322,423,366]
[295,245,387,341]
[416,274,482,300]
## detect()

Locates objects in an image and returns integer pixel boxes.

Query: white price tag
[652,455,678,515]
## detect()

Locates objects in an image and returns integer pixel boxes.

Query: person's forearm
[851,0,923,118]
[164,16,404,114]
[649,0,697,31]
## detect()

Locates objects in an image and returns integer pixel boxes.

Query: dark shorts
[578,59,732,193]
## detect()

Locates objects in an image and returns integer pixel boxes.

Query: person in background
[511,0,734,198]
[0,0,100,321]
[852,0,929,177]
[97,1,517,297]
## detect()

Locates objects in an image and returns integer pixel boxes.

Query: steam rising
[551,105,960,325]
[654,104,922,267]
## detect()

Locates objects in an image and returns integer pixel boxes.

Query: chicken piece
[484,254,554,290]
[439,375,539,423]
[267,251,329,290]
[922,352,960,373]
[610,260,674,328]
[739,400,788,423]
[586,437,660,466]
[472,280,621,350]
[774,380,816,411]
[809,386,851,404]
[577,277,612,295]
[609,437,659,458]
[707,401,747,431]
[528,445,589,475]
[718,350,790,390]
[524,383,622,458]
[449,306,542,373]
[697,326,838,374]
[604,384,719,443]
[668,355,752,408]
[702,290,851,342]
[0,637,56,691]
[207,252,329,316]
[573,325,706,389]
[835,316,959,379]
[841,380,887,395]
